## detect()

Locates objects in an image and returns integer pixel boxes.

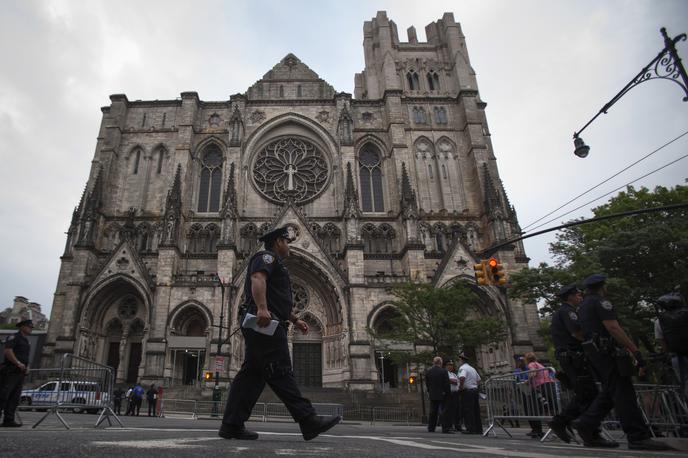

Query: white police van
[20,380,109,413]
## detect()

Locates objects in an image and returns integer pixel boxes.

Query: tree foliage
[510,184,688,351]
[369,281,507,365]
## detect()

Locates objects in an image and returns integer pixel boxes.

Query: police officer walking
[573,274,673,451]
[548,284,615,446]
[0,318,33,427]
[219,226,340,441]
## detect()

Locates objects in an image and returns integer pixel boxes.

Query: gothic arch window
[378,223,396,254]
[136,223,153,252]
[133,149,141,174]
[373,306,403,337]
[412,107,427,124]
[427,71,440,91]
[434,107,448,124]
[197,144,223,213]
[449,224,463,243]
[432,223,448,253]
[361,223,377,253]
[173,306,208,337]
[297,85,302,97]
[156,147,165,174]
[240,223,259,254]
[359,144,385,213]
[406,70,420,90]
[318,222,341,255]
[441,164,448,179]
[206,223,220,253]
[428,164,434,179]
[187,223,203,253]
[279,85,284,98]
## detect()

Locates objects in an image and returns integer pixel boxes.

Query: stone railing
[173,271,218,286]
[364,274,410,285]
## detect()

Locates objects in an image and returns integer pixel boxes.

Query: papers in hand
[241,312,279,336]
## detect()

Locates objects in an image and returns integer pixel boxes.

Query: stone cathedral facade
[44,12,542,390]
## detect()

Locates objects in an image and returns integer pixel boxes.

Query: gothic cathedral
[44,12,542,390]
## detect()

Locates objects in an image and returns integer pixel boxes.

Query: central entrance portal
[292,343,322,387]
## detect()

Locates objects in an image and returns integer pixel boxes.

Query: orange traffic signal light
[204,371,214,381]
[408,375,415,385]
[473,261,489,286]
[488,258,507,286]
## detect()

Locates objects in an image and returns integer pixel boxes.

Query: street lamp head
[573,136,590,158]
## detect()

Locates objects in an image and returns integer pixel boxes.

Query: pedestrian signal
[473,261,489,286]
[408,376,415,385]
[488,258,507,286]
[204,371,213,381]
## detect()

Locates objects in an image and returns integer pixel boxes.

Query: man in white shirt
[446,360,462,431]
[458,353,482,434]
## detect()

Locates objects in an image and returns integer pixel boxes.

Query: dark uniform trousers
[554,353,598,424]
[223,324,315,426]
[0,366,25,423]
[576,352,650,442]
[460,389,482,434]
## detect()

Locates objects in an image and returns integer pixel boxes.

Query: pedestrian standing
[124,386,134,415]
[446,360,462,431]
[0,318,33,427]
[146,384,158,417]
[425,356,452,433]
[654,292,688,398]
[457,353,482,434]
[218,226,340,441]
[524,352,558,430]
[574,274,673,451]
[112,386,124,416]
[132,382,145,416]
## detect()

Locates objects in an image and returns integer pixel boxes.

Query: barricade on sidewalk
[371,406,414,425]
[159,398,198,420]
[19,353,123,430]
[483,366,561,441]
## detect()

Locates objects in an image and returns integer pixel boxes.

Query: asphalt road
[2,411,687,457]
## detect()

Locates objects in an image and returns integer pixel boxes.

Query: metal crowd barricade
[483,366,561,442]
[159,398,198,419]
[27,353,122,429]
[371,406,414,425]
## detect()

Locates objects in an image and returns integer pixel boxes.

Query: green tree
[369,281,506,365]
[510,184,688,351]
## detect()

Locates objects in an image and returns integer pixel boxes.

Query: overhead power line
[523,151,688,234]
[522,129,688,231]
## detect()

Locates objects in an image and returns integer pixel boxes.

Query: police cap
[558,283,579,299]
[258,226,293,244]
[16,319,34,328]
[583,273,607,288]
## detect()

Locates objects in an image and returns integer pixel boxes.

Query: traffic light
[204,371,213,381]
[488,258,507,286]
[408,375,415,385]
[473,261,489,286]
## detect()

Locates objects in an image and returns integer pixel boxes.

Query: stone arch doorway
[370,304,406,389]
[78,277,150,384]
[292,314,323,388]
[168,303,211,386]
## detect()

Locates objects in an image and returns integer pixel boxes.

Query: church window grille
[427,71,440,91]
[197,145,223,213]
[240,223,259,255]
[406,71,420,90]
[133,150,141,174]
[359,145,384,213]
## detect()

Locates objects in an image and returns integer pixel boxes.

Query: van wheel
[72,398,86,413]
[20,397,32,406]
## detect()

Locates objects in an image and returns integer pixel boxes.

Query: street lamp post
[573,27,688,157]
[212,275,231,416]
[378,351,386,393]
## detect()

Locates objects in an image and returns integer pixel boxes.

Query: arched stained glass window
[359,145,384,213]
[197,145,223,212]
[427,71,440,91]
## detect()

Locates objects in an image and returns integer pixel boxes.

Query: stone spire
[400,162,418,219]
[161,164,183,246]
[343,162,361,219]
[482,163,503,216]
[219,162,238,245]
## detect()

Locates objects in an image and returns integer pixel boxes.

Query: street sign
[214,356,225,372]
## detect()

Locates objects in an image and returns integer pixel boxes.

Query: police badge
[262,254,274,264]
[601,300,613,310]
[568,311,578,321]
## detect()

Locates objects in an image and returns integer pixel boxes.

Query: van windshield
[39,382,57,391]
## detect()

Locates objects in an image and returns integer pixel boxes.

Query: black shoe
[1,421,22,427]
[548,421,572,444]
[571,419,596,444]
[299,414,341,441]
[218,423,259,440]
[628,439,675,451]
[442,429,455,434]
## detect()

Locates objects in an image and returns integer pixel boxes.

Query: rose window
[252,137,329,204]
[292,283,309,314]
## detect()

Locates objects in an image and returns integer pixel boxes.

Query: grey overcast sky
[1,0,687,317]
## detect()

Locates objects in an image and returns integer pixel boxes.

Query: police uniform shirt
[578,293,617,339]
[458,363,481,389]
[3,331,30,366]
[244,250,294,321]
[551,302,582,351]
[448,370,459,392]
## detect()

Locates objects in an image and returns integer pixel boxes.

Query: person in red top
[525,352,558,420]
